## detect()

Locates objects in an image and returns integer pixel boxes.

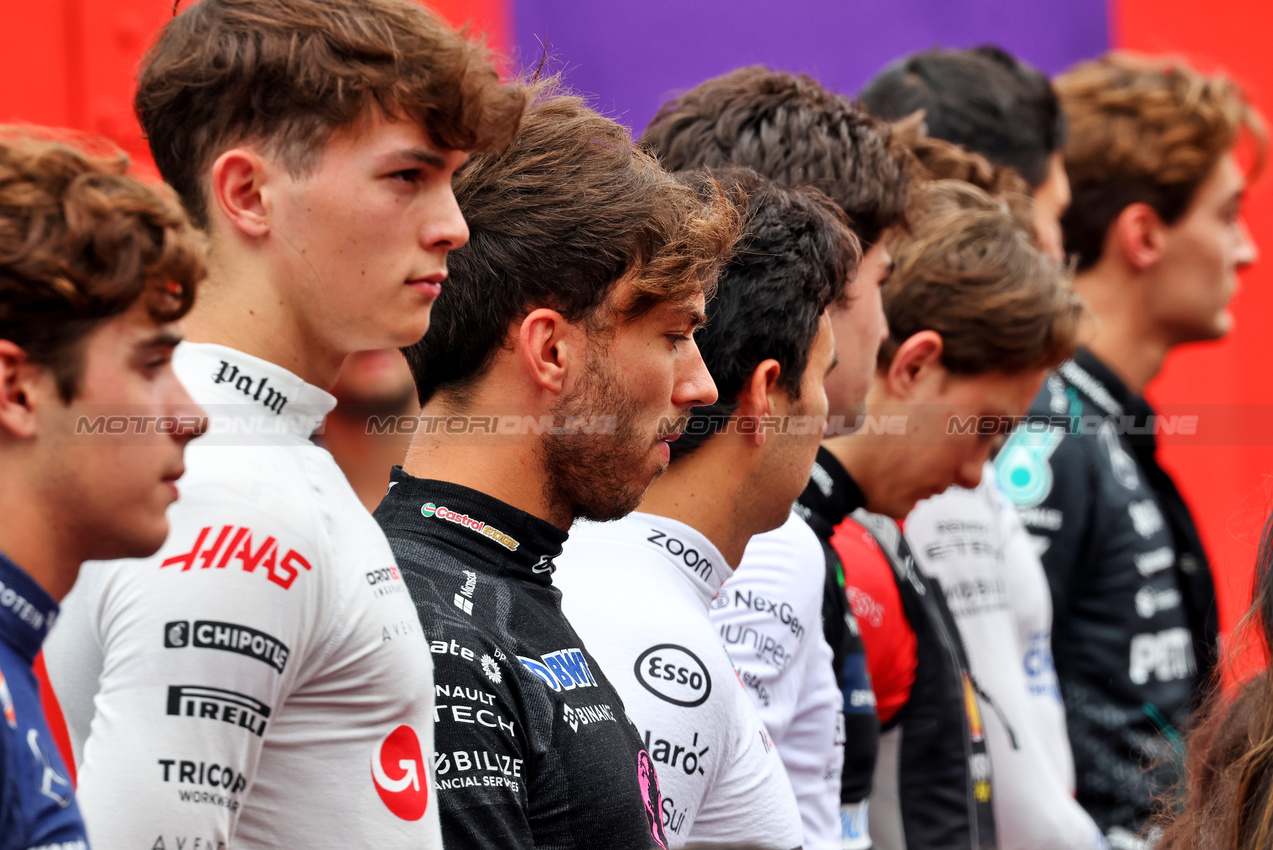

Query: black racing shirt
[994,348,1217,836]
[795,448,879,809]
[375,471,668,849]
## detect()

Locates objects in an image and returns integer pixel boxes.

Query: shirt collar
[581,512,729,610]
[0,552,58,664]
[796,445,867,536]
[174,342,337,441]
[378,469,569,585]
[1063,348,1158,449]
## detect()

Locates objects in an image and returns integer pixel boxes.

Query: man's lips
[407,272,446,297]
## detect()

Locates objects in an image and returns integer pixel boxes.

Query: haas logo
[372,725,429,821]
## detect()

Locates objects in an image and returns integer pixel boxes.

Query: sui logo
[372,725,429,821]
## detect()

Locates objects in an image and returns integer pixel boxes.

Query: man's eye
[390,169,422,183]
[667,334,689,348]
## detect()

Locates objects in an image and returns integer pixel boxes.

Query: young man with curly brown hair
[0,129,205,850]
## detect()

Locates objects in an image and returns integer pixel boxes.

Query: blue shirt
[0,552,89,850]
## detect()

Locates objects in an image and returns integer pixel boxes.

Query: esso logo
[371,725,429,821]
[634,644,712,708]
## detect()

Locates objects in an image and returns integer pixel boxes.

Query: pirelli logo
[166,685,272,738]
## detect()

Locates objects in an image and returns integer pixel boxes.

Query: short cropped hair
[0,130,205,400]
[641,66,910,247]
[879,180,1079,375]
[137,0,526,227]
[405,81,739,406]
[1056,53,1266,271]
[861,46,1064,189]
[671,169,858,461]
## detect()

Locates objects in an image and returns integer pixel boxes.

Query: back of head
[406,79,738,406]
[0,129,205,400]
[670,168,858,461]
[1056,52,1266,272]
[879,180,1079,375]
[137,0,526,227]
[641,66,910,247]
[861,45,1064,188]
[893,117,1037,236]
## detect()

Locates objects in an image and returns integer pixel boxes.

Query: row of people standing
[0,2,1262,850]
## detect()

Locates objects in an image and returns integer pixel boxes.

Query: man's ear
[516,308,586,395]
[1111,202,1167,272]
[209,148,272,238]
[734,359,782,446]
[881,330,943,399]
[0,340,44,440]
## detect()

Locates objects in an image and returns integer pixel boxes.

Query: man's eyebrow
[388,147,449,170]
[139,329,184,350]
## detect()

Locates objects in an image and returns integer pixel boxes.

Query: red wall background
[1115,0,1273,674]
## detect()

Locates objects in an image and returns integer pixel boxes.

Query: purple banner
[513,0,1109,134]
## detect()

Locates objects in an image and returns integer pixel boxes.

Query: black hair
[860,45,1065,188]
[671,168,858,461]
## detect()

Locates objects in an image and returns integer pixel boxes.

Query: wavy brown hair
[1057,52,1266,272]
[405,78,739,406]
[0,129,205,400]
[1155,514,1273,850]
[891,114,1036,237]
[879,180,1080,375]
[137,0,526,227]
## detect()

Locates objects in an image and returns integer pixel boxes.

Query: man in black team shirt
[642,67,908,847]
[994,54,1264,848]
[374,81,736,849]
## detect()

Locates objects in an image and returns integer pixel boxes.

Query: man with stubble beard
[375,81,737,849]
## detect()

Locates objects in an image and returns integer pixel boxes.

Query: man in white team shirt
[555,170,856,849]
[905,465,1106,850]
[42,2,524,847]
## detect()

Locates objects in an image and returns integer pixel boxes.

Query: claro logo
[372,725,429,821]
[635,644,711,708]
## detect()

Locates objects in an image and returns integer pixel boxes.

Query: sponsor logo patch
[161,526,313,591]
[454,569,477,615]
[166,685,271,737]
[562,702,616,732]
[519,648,597,691]
[421,502,520,551]
[372,725,429,821]
[159,758,246,811]
[164,620,290,673]
[642,729,709,776]
[634,644,712,707]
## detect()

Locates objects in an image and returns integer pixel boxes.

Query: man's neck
[183,262,346,390]
[1072,267,1170,396]
[402,391,572,530]
[0,471,78,601]
[637,445,759,569]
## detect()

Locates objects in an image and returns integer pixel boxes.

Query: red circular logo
[371,725,429,821]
